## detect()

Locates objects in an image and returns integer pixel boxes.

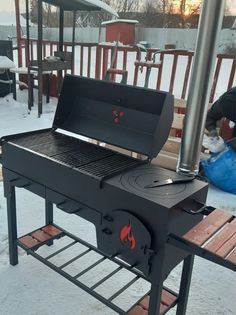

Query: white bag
[202,135,226,153]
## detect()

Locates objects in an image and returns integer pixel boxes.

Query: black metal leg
[6,184,18,265]
[148,247,166,315]
[176,255,194,315]
[46,74,50,103]
[31,75,34,106]
[58,70,62,95]
[28,73,34,111]
[38,73,43,117]
[12,73,17,100]
[45,200,53,246]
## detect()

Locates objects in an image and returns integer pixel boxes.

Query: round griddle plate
[120,166,187,198]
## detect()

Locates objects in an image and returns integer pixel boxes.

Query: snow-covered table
[10,67,52,105]
[0,56,16,99]
[0,56,16,71]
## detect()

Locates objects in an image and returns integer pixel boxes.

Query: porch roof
[44,0,118,16]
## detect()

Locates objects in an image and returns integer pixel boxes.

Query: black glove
[208,129,218,138]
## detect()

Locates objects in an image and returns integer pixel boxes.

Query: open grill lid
[53,75,174,159]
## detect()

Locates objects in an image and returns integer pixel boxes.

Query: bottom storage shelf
[17,224,178,315]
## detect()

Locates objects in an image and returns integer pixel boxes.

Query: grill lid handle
[178,199,206,215]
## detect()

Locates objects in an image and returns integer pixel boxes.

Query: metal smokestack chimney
[177,0,226,176]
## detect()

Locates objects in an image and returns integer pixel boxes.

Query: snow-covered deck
[0,91,235,314]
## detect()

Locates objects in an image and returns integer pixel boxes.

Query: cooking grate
[78,154,142,179]
[51,149,113,168]
[11,131,145,186]
[12,131,62,147]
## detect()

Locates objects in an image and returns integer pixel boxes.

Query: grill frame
[1,76,224,315]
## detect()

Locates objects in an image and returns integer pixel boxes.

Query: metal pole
[15,0,22,67]
[58,7,64,92]
[37,0,43,117]
[25,0,33,112]
[72,11,76,75]
[59,7,64,52]
[25,0,30,66]
[177,0,226,176]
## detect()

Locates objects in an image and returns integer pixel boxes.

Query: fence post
[95,44,102,79]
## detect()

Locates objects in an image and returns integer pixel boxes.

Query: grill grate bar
[12,131,61,147]
[78,156,127,172]
[78,155,141,176]
[92,160,139,176]
[51,149,114,168]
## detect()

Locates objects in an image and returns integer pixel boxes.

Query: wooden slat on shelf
[180,209,236,270]
[205,219,236,252]
[128,289,177,315]
[31,230,53,242]
[183,209,233,246]
[19,235,39,248]
[18,225,63,249]
[42,225,62,236]
[138,296,150,310]
[128,305,148,315]
[227,248,236,264]
[216,234,236,258]
[161,290,177,306]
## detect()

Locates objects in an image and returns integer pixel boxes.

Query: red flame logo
[112,110,124,124]
[119,223,136,250]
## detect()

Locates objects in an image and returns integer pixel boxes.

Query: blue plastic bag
[201,145,236,194]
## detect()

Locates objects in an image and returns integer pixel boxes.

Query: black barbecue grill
[1,75,236,315]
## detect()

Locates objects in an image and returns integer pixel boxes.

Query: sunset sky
[0,0,235,15]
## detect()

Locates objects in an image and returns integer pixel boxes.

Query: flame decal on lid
[112,110,124,124]
[119,222,136,250]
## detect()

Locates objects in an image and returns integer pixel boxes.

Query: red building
[102,19,139,45]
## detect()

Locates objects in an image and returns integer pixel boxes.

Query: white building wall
[0,25,235,53]
[136,28,236,53]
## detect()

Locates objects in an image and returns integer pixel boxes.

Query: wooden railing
[19,38,235,103]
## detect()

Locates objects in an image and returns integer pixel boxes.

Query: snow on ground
[0,90,236,315]
[0,90,56,137]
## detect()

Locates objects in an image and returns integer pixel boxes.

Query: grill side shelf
[168,209,236,271]
[16,224,178,315]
